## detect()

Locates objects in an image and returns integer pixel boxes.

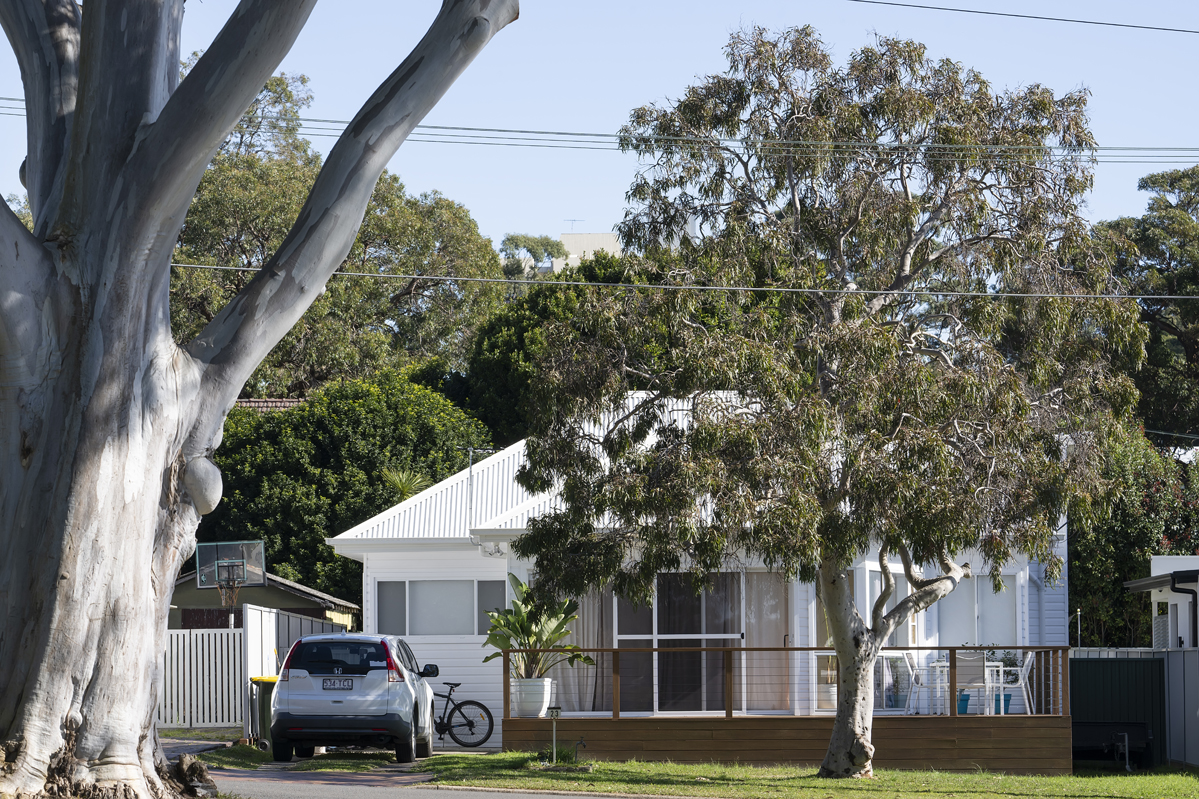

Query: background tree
[200,370,488,604]
[1069,435,1199,646]
[513,26,1141,778]
[172,78,503,395]
[500,232,567,278]
[0,3,518,797]
[1099,166,1199,441]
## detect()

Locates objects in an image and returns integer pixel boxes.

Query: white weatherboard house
[328,439,1070,740]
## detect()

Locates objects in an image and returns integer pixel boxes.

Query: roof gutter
[1169,572,1198,649]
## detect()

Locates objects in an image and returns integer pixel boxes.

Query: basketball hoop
[217,577,242,609]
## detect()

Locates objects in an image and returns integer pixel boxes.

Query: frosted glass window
[477,580,506,634]
[409,580,474,635]
[978,576,1016,647]
[377,581,406,635]
[938,580,976,646]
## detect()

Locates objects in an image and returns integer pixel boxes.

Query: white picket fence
[157,629,246,728]
[156,604,346,730]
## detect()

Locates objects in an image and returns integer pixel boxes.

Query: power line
[1145,429,1199,441]
[846,0,1199,35]
[1,96,1197,165]
[170,262,1199,303]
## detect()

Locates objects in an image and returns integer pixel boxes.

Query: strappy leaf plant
[482,573,595,678]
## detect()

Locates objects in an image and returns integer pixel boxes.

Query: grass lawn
[420,752,1199,799]
[197,745,273,770]
[292,751,396,772]
[160,727,241,742]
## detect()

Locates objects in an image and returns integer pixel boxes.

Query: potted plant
[482,574,595,718]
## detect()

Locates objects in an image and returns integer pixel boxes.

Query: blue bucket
[957,693,970,714]
[994,693,1012,714]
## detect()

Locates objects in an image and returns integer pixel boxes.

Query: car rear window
[294,641,389,676]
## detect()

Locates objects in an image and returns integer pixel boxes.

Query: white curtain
[745,572,789,711]
[547,587,612,712]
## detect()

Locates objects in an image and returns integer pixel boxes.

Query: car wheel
[271,738,294,762]
[294,745,315,758]
[395,721,416,764]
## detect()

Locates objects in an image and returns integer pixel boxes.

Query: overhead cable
[846,0,1199,35]
[170,262,1198,302]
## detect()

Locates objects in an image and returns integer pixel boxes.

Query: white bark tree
[0,2,518,797]
[511,26,1141,779]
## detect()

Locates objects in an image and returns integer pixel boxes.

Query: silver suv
[269,633,438,762]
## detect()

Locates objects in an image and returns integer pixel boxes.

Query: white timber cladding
[364,549,507,746]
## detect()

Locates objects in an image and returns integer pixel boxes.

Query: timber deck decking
[501,714,1073,775]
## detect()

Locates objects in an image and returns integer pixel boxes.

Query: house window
[410,580,475,635]
[377,581,406,635]
[477,580,506,634]
[377,579,510,637]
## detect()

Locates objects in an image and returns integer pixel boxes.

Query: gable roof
[330,439,534,542]
[174,569,360,612]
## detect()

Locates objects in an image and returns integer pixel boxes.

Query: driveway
[213,774,560,799]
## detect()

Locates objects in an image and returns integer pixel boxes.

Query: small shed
[170,570,359,630]
[1124,555,1199,649]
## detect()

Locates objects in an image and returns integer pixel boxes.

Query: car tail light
[383,639,404,683]
[280,639,302,682]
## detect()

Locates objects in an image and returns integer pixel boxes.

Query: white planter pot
[511,677,553,718]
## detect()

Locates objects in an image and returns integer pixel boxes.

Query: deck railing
[501,646,1070,720]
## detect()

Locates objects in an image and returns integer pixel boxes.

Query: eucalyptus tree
[0,2,517,798]
[513,27,1141,777]
[1099,166,1199,440]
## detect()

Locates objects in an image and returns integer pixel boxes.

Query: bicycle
[432,682,494,746]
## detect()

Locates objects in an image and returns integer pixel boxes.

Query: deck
[502,714,1072,774]
[500,646,1073,774]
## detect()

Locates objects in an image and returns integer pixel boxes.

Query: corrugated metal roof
[331,440,533,540]
[474,491,563,531]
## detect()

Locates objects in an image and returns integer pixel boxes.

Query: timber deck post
[502,650,510,719]
[612,650,621,719]
[949,648,958,716]
[724,648,733,718]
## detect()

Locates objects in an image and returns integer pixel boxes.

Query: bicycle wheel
[447,700,493,747]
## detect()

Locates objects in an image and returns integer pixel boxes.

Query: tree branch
[882,547,972,633]
[0,0,80,235]
[872,543,895,634]
[183,0,520,458]
[122,0,319,241]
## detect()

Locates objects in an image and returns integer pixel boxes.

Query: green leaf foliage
[198,370,490,604]
[1069,436,1199,646]
[482,574,595,678]
[171,73,503,398]
[1097,165,1199,440]
[511,27,1144,608]
[500,234,568,278]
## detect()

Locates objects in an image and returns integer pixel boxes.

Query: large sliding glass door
[612,572,789,714]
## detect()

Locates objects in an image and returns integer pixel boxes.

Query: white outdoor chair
[1001,651,1037,714]
[954,652,1000,714]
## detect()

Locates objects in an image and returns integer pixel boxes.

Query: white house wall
[364,548,508,746]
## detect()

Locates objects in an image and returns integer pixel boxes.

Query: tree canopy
[1099,165,1199,441]
[500,233,567,278]
[171,74,504,396]
[199,370,490,604]
[510,26,1142,777]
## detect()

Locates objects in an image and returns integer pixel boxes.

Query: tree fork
[0,2,519,798]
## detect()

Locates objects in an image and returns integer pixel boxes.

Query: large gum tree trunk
[0,3,518,798]
[816,549,969,778]
[817,563,880,778]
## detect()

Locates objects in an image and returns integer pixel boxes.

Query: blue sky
[2,1,1197,246]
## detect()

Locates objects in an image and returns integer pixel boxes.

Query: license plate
[322,678,353,690]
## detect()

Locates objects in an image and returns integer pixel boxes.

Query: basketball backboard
[196,540,267,590]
